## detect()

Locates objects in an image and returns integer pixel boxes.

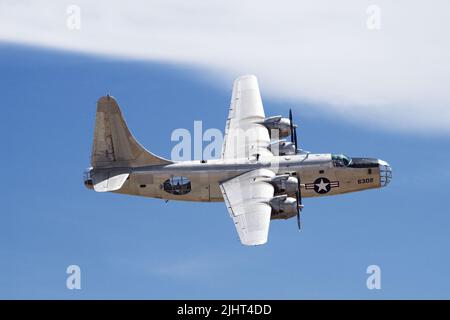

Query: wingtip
[233,75,259,91]
[242,239,268,246]
[236,74,257,82]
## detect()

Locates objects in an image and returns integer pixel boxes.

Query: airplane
[84,75,392,246]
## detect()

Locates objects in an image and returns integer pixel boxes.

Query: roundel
[313,177,331,194]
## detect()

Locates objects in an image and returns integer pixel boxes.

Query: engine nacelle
[269,195,298,220]
[270,175,298,195]
[269,140,296,156]
[262,116,292,138]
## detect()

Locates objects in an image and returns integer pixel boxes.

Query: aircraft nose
[378,159,392,187]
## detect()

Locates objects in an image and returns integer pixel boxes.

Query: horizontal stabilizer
[92,170,130,192]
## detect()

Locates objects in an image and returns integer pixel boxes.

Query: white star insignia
[315,179,329,192]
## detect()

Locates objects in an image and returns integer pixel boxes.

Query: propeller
[289,109,299,154]
[293,127,298,154]
[295,176,303,230]
[289,109,294,144]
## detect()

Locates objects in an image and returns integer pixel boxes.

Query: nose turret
[378,160,392,187]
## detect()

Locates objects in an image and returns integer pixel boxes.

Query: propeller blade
[296,177,303,230]
[289,109,294,143]
[294,126,298,154]
[296,190,301,230]
[297,176,303,207]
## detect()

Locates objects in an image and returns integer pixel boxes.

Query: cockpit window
[163,176,191,195]
[332,154,352,167]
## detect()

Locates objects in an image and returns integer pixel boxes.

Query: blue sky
[1,43,450,299]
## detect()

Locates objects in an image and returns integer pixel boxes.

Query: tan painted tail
[91,95,172,168]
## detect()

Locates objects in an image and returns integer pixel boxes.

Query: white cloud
[1,0,449,133]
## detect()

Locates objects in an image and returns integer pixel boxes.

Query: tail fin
[91,95,172,168]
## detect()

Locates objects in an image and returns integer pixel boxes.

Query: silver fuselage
[101,153,391,202]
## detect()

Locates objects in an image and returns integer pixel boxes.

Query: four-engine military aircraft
[84,75,392,245]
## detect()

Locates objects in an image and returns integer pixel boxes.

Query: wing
[220,169,275,246]
[221,75,272,160]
